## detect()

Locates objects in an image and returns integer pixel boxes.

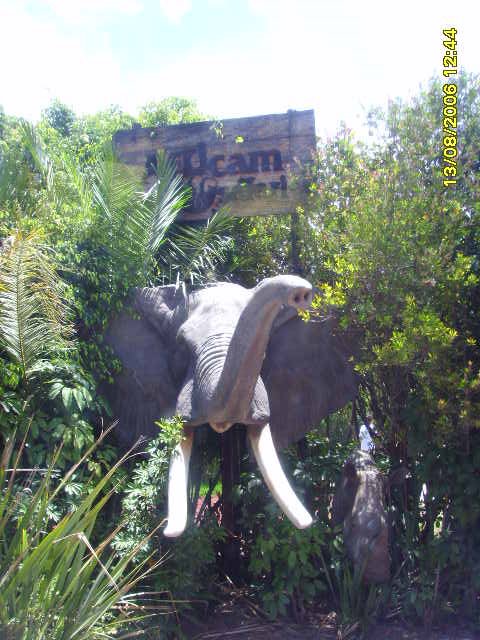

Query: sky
[1,0,479,138]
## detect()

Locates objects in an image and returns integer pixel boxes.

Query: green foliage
[237,432,391,632]
[0,358,25,448]
[219,215,292,286]
[0,229,74,381]
[0,97,234,477]
[302,74,479,432]
[294,73,480,628]
[0,96,235,637]
[90,148,189,268]
[158,518,226,604]
[137,97,208,128]
[65,145,190,342]
[325,556,384,639]
[0,122,43,227]
[387,420,480,625]
[114,417,226,614]
[0,432,164,640]
[42,100,76,137]
[249,517,328,619]
[158,211,235,285]
[26,361,112,471]
[113,417,183,558]
[11,130,225,381]
[234,433,351,621]
[38,103,136,166]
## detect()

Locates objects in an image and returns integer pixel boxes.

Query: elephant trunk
[204,275,313,426]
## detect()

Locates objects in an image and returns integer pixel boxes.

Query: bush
[113,417,227,620]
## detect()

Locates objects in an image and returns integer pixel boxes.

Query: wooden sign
[113,110,316,221]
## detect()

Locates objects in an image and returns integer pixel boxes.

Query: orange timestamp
[442,29,458,187]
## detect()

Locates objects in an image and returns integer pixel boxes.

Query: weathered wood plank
[113,110,316,221]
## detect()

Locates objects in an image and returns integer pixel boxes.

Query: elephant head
[104,275,357,537]
[332,450,390,583]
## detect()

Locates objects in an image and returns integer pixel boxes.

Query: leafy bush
[249,515,329,619]
[232,432,354,621]
[114,417,226,615]
[113,417,184,559]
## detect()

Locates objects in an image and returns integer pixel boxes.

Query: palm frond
[90,145,140,226]
[19,120,52,179]
[158,209,234,285]
[0,148,28,207]
[88,148,191,283]
[89,148,150,281]
[20,120,93,227]
[142,150,191,255]
[0,122,34,209]
[5,126,233,311]
[0,230,74,380]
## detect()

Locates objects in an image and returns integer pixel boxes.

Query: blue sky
[1,0,478,138]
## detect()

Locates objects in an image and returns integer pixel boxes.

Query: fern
[0,231,73,380]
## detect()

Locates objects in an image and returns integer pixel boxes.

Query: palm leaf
[7,125,234,307]
[0,147,30,208]
[0,230,73,380]
[20,121,93,228]
[0,121,35,210]
[89,148,192,283]
[142,150,191,255]
[158,209,234,285]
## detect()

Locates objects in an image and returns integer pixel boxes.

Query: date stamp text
[442,28,458,187]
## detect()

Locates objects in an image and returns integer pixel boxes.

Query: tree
[299,73,480,454]
[138,97,208,128]
[42,99,76,137]
[295,72,480,618]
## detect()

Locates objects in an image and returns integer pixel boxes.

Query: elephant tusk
[247,423,313,529]
[164,427,194,537]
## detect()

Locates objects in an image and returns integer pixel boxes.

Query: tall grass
[0,426,166,639]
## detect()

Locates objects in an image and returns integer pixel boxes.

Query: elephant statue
[332,450,390,583]
[104,275,357,537]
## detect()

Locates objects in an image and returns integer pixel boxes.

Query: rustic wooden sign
[113,109,316,221]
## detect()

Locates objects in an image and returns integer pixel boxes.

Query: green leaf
[61,387,74,411]
[72,388,85,412]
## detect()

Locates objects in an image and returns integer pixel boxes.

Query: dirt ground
[185,619,479,640]
[181,601,479,640]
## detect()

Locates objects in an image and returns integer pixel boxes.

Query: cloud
[0,4,122,119]
[242,0,480,136]
[158,0,192,24]
[39,0,143,23]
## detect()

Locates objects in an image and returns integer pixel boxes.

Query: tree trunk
[221,426,241,582]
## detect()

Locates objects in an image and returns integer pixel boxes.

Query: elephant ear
[261,315,358,449]
[102,286,187,449]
